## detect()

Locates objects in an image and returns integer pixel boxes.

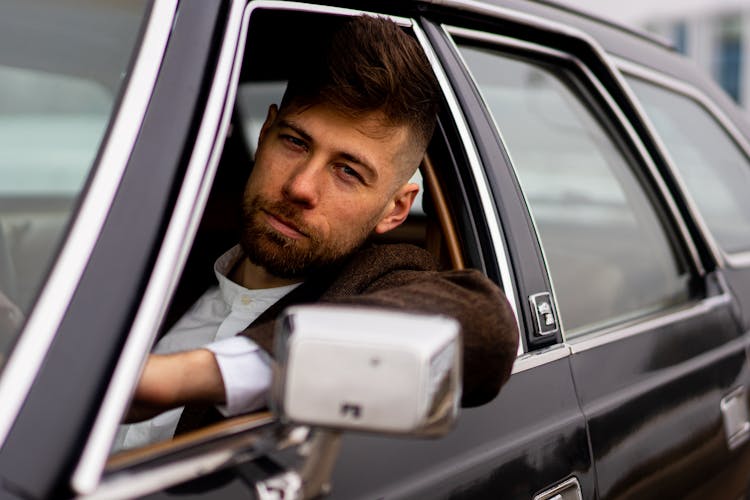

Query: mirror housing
[271,305,461,437]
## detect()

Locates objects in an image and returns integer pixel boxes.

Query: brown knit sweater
[239,243,519,407]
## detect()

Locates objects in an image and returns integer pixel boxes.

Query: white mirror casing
[271,305,462,437]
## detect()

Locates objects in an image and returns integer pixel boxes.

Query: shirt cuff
[205,336,272,417]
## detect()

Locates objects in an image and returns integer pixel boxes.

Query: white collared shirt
[114,245,299,451]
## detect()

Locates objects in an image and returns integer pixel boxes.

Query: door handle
[721,386,750,450]
[533,477,582,500]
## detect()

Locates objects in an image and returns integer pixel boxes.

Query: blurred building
[556,0,750,108]
[644,2,749,108]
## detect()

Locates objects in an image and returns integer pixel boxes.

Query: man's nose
[282,159,321,208]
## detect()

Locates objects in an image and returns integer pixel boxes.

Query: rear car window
[627,76,750,256]
[457,44,690,336]
[0,0,148,372]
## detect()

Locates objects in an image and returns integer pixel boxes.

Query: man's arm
[242,244,519,407]
[126,349,224,423]
[332,268,518,407]
[129,244,518,419]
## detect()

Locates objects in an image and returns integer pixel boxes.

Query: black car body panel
[327,357,592,499]
[571,298,748,498]
[2,1,750,499]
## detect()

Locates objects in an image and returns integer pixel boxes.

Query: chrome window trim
[510,294,733,370]
[447,27,571,60]
[413,23,521,351]
[0,0,178,448]
[81,418,277,500]
[86,449,241,500]
[233,0,411,25]
[569,293,732,353]
[74,2,439,495]
[444,25,704,341]
[512,344,570,374]
[444,27,574,337]
[70,0,249,493]
[615,56,750,269]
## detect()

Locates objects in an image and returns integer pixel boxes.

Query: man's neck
[231,257,303,290]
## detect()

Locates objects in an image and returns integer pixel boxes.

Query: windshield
[0,0,149,370]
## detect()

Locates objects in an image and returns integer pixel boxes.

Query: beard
[240,194,375,279]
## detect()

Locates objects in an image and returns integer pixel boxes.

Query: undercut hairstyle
[280,15,440,153]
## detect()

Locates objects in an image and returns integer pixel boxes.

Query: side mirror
[271,305,461,437]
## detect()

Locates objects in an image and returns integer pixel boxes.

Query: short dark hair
[280,15,439,151]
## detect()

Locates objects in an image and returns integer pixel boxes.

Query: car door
[618,57,750,496]
[0,1,593,499]
[434,6,750,499]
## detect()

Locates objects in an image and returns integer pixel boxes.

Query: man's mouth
[263,210,307,240]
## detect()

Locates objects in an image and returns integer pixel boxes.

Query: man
[118,15,518,450]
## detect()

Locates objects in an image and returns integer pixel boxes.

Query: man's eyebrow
[339,152,378,181]
[279,119,379,181]
[279,119,312,143]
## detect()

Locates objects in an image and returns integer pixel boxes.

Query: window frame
[617,56,750,269]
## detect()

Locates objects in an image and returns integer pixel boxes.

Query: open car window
[85,5,494,498]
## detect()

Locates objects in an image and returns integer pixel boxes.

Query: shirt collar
[213,245,300,310]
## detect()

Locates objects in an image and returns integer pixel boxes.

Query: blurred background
[556,0,750,110]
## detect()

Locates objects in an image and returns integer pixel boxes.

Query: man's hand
[126,349,226,423]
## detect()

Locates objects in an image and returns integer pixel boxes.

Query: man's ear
[374,183,420,234]
[257,104,279,147]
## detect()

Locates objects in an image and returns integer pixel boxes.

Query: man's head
[240,15,440,284]
[279,15,439,176]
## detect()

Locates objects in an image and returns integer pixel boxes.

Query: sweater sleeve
[328,270,518,407]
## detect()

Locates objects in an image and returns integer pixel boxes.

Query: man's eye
[336,165,365,184]
[282,135,306,149]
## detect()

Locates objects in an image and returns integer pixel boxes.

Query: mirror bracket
[255,429,341,500]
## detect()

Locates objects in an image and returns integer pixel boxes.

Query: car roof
[269,0,750,141]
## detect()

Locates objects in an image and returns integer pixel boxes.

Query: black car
[2,0,750,498]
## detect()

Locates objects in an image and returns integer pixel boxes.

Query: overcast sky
[554,0,749,25]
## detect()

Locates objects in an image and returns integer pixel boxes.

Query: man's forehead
[277,103,413,171]
[279,103,406,139]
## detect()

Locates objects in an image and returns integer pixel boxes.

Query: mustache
[244,196,316,239]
